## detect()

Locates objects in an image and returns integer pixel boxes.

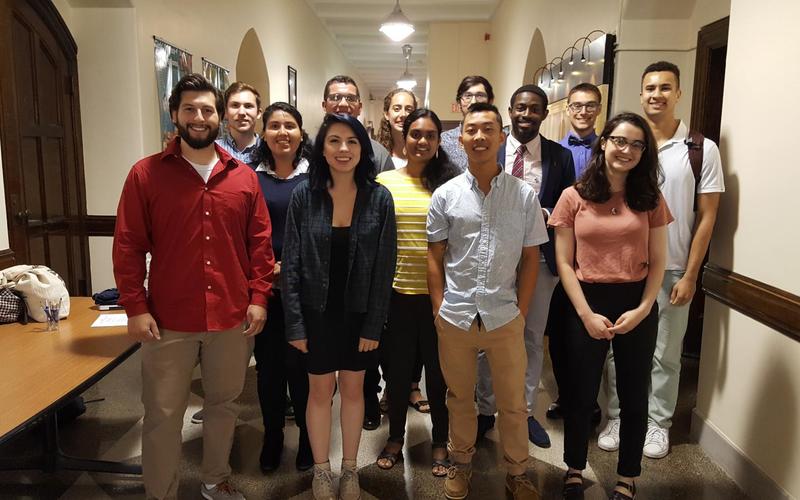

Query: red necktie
[512,144,526,179]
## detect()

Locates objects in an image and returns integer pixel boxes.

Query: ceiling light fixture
[379,0,415,42]
[396,44,417,90]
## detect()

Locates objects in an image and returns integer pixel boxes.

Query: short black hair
[168,73,224,118]
[309,113,376,190]
[260,101,310,169]
[568,83,602,103]
[324,75,360,100]
[456,75,494,102]
[509,84,549,109]
[642,61,681,88]
[465,102,503,129]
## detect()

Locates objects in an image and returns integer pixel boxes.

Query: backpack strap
[685,131,704,211]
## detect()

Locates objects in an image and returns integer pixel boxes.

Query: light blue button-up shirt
[427,167,549,331]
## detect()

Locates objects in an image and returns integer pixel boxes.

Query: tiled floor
[0,349,750,499]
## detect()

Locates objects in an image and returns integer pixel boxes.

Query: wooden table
[0,297,141,474]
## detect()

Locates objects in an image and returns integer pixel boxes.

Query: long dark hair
[402,109,459,193]
[310,113,377,190]
[260,102,310,168]
[576,112,661,212]
[378,89,417,152]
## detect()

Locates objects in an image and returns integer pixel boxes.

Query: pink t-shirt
[549,186,673,283]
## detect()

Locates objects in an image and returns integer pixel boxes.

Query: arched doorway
[522,28,546,85]
[235,28,270,119]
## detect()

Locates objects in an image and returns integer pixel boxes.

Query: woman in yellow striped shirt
[375,109,459,477]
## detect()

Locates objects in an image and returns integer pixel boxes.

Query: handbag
[0,265,70,323]
[0,287,26,324]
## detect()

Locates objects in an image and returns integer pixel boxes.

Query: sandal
[563,470,584,500]
[376,441,403,470]
[609,480,636,500]
[408,388,430,414]
[431,446,450,477]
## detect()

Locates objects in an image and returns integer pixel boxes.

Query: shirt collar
[567,130,597,142]
[160,137,239,170]
[464,164,505,189]
[660,120,689,151]
[256,157,309,179]
[507,133,541,155]
[222,133,261,153]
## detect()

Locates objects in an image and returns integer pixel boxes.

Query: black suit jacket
[498,134,575,275]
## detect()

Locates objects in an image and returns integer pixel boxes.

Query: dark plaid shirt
[281,180,396,341]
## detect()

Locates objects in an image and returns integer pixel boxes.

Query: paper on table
[91,313,129,328]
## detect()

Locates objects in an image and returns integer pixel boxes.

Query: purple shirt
[559,131,597,180]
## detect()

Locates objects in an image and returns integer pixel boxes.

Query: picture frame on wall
[288,66,297,107]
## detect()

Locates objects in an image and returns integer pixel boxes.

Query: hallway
[0,351,749,499]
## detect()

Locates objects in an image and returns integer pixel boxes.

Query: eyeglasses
[568,102,600,113]
[606,136,646,152]
[326,93,360,104]
[459,92,489,103]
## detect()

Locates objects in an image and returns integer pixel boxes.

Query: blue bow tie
[568,136,593,148]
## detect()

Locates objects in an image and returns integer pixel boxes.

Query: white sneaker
[200,480,245,500]
[597,418,621,451]
[643,423,669,458]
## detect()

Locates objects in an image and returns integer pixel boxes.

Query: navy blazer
[498,133,575,276]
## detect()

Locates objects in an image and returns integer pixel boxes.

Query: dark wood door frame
[683,16,729,357]
[0,0,91,294]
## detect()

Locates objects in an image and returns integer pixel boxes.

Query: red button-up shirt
[113,138,275,332]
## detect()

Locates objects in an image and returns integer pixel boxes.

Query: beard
[174,121,219,149]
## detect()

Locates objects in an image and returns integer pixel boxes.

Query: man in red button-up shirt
[113,74,274,500]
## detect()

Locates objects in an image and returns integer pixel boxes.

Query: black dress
[305,226,377,375]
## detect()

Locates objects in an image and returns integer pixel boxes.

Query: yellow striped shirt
[377,169,431,295]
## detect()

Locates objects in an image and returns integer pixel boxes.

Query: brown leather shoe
[444,463,472,499]
[505,473,541,500]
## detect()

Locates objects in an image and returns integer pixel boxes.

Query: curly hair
[576,112,662,212]
[259,102,310,169]
[402,109,459,193]
[378,88,418,152]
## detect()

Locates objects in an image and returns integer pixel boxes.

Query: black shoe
[259,431,284,473]
[363,414,381,431]
[591,404,602,424]
[527,416,551,448]
[609,480,636,499]
[476,414,495,442]
[546,400,563,420]
[296,427,313,471]
[285,397,295,420]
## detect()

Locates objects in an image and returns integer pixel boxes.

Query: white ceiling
[305,0,500,99]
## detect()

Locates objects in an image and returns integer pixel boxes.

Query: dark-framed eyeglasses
[606,136,646,152]
[459,92,489,104]
[326,93,360,104]
[568,102,600,113]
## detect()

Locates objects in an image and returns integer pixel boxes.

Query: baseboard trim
[691,409,794,500]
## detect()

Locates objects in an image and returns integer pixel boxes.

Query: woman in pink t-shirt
[549,112,673,500]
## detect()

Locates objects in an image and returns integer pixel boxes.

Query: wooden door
[0,0,90,295]
[684,16,730,358]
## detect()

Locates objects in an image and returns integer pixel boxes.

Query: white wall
[0,139,8,250]
[488,0,620,124]
[427,22,490,122]
[49,0,364,290]
[696,1,800,497]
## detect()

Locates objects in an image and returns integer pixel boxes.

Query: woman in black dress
[282,113,396,500]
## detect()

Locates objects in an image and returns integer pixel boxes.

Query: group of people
[112,58,724,500]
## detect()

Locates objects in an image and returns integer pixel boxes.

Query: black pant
[562,280,657,478]
[546,283,569,401]
[254,293,309,437]
[381,291,448,445]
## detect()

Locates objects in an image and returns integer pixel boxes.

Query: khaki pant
[141,325,253,499]
[435,313,529,475]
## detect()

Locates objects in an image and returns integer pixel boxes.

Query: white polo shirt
[659,120,725,271]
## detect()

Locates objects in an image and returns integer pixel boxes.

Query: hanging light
[396,44,417,89]
[379,0,415,42]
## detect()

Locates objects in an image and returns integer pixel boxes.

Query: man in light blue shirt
[427,102,548,500]
[215,81,264,169]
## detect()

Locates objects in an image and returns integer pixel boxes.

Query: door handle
[15,209,30,223]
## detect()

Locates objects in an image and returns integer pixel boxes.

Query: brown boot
[444,462,472,499]
[505,473,540,500]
